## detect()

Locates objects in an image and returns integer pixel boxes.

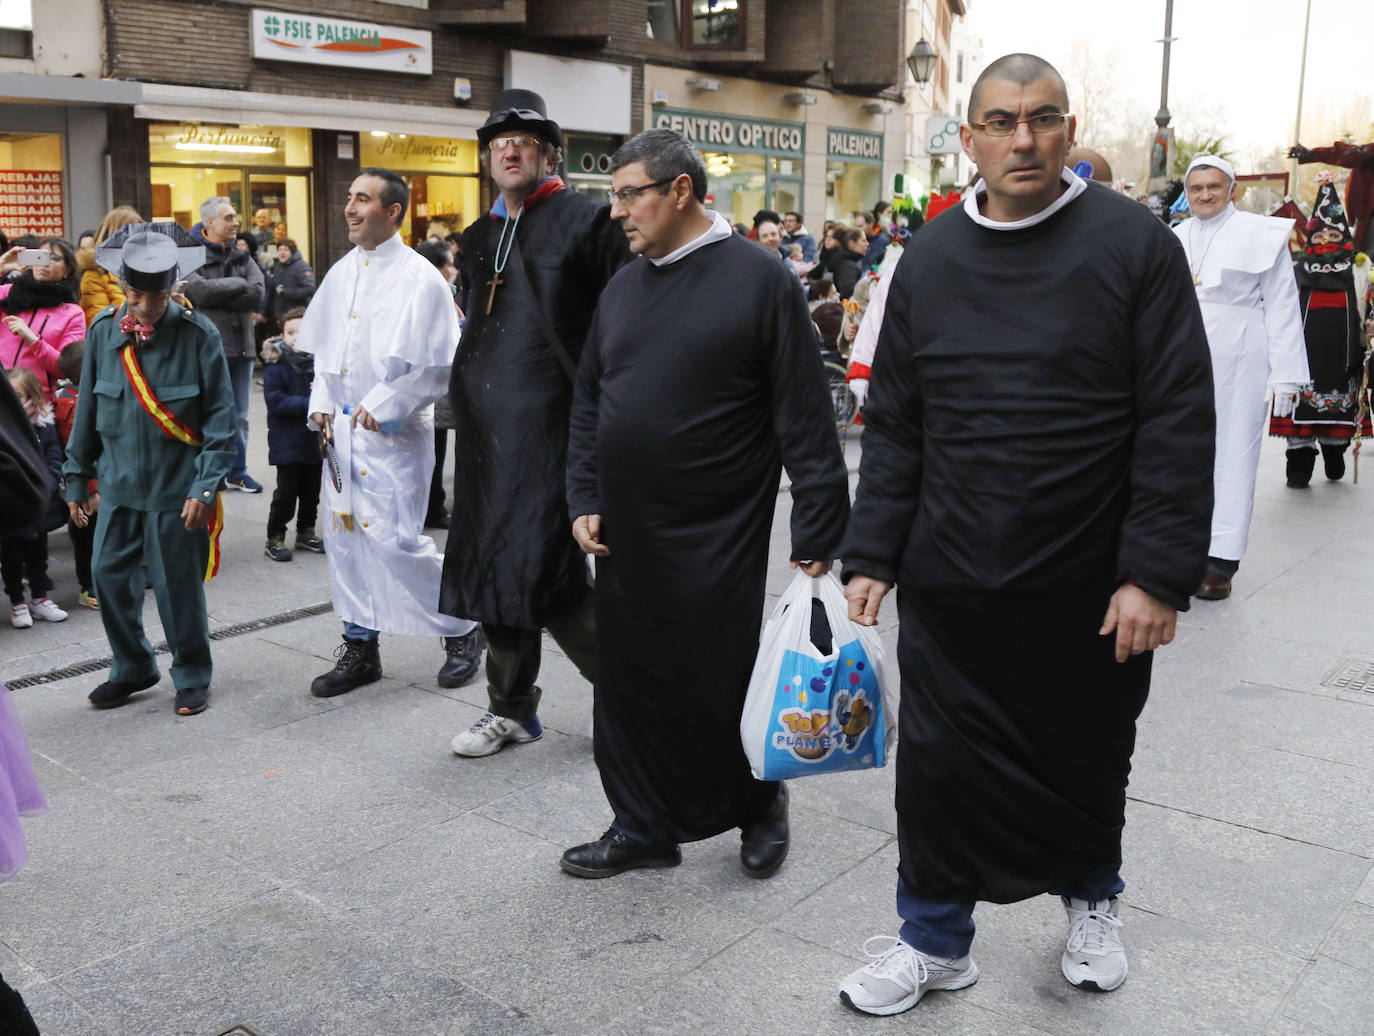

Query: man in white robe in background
[1175,154,1308,601]
[301,166,484,696]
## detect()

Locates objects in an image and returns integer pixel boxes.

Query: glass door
[769,175,803,219]
[248,172,312,264]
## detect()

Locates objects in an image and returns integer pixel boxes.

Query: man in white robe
[1175,154,1308,600]
[301,167,483,696]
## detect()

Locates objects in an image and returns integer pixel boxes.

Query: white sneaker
[10,603,32,629]
[28,597,68,623]
[449,713,543,758]
[1061,896,1128,991]
[838,936,979,1016]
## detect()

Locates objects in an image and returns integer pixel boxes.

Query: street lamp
[907,39,936,86]
[906,39,940,196]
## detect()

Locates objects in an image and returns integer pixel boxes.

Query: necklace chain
[493,207,522,276]
[1188,208,1235,283]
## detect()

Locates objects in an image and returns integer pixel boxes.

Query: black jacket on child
[262,345,318,467]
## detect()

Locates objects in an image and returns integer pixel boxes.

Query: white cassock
[1174,204,1308,562]
[299,231,474,637]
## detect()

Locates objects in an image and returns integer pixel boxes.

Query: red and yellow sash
[119,341,225,581]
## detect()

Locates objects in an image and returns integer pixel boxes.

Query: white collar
[358,232,404,260]
[1195,202,1237,228]
[962,168,1087,231]
[649,210,734,266]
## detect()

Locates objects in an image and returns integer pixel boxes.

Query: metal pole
[1291,0,1313,189]
[1155,0,1174,129]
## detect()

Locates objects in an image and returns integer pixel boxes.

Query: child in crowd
[262,307,324,562]
[2,368,67,627]
[53,341,97,608]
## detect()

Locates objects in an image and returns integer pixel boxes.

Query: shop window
[150,167,312,265]
[826,161,882,224]
[957,51,965,85]
[148,124,312,168]
[647,0,679,42]
[0,132,64,238]
[686,0,743,47]
[358,133,481,246]
[0,1,31,59]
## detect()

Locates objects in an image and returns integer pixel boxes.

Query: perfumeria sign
[250,9,433,75]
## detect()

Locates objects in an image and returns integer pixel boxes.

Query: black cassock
[567,233,850,845]
[441,188,629,628]
[843,183,1215,904]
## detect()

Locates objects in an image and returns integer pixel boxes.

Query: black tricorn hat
[94,222,205,291]
[478,88,562,150]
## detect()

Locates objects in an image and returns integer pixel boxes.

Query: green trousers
[92,504,212,690]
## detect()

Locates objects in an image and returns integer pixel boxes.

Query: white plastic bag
[740,571,895,780]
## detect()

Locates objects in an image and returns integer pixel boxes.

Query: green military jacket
[63,302,237,512]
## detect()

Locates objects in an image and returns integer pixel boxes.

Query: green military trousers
[92,503,212,691]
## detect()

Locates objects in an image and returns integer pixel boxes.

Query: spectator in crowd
[77,207,142,324]
[807,275,839,311]
[781,211,818,262]
[53,341,97,610]
[184,196,267,494]
[76,230,95,251]
[0,238,85,402]
[854,210,890,270]
[415,238,461,530]
[3,366,67,629]
[267,238,316,325]
[261,307,323,562]
[833,227,867,299]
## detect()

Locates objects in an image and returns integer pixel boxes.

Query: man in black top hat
[440,88,631,758]
[63,228,237,716]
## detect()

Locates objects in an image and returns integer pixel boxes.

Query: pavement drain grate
[3,602,333,690]
[1321,658,1374,692]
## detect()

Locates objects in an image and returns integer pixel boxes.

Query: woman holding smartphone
[0,239,84,403]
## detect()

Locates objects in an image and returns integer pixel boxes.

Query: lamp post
[1149,0,1177,186]
[1291,0,1313,189]
[907,39,940,196]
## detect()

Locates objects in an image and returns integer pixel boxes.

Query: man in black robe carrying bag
[837,54,1215,1015]
[563,129,850,879]
[441,89,630,758]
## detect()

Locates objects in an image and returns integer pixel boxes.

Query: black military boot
[1321,443,1347,481]
[310,636,382,698]
[437,626,486,688]
[1285,448,1316,488]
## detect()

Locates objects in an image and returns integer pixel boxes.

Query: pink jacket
[0,283,85,403]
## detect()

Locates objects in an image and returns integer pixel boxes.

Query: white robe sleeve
[357,269,459,426]
[849,272,892,372]
[1258,244,1309,388]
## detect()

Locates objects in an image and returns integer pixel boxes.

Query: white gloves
[849,378,869,408]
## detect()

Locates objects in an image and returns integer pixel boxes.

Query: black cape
[567,232,850,844]
[440,189,630,628]
[842,183,1215,903]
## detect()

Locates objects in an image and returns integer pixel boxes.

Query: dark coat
[833,253,863,299]
[440,187,631,627]
[182,228,266,360]
[843,183,1215,903]
[267,252,316,322]
[0,378,46,536]
[262,357,318,466]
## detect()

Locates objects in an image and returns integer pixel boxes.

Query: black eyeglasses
[968,113,1070,137]
[607,178,676,205]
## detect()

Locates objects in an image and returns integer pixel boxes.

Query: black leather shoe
[425,511,450,530]
[1286,448,1315,488]
[310,637,382,698]
[437,626,485,689]
[88,673,159,709]
[560,828,681,879]
[1194,571,1232,601]
[174,686,209,715]
[740,783,790,878]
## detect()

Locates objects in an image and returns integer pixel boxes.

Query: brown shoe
[1195,572,1232,600]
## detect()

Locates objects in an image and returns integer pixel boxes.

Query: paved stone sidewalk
[0,386,1370,1034]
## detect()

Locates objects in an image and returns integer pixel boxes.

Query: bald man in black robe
[564,129,849,880]
[838,54,1215,1016]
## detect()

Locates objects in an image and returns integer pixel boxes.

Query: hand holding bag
[740,571,895,780]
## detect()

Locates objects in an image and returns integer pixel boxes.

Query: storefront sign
[827,128,883,163]
[652,108,804,157]
[924,115,962,156]
[359,134,477,174]
[251,9,433,76]
[0,170,64,237]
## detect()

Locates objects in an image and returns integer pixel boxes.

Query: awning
[136,83,489,139]
[0,73,142,107]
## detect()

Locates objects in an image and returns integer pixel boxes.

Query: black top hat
[478,88,562,150]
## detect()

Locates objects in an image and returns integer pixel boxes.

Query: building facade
[1,0,912,268]
[902,0,968,196]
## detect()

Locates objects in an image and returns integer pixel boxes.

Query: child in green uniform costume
[62,229,237,716]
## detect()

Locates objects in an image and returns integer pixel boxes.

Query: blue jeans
[343,621,379,643]
[897,862,1125,959]
[225,355,254,481]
